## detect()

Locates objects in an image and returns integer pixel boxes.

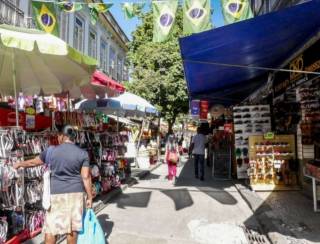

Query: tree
[126,8,189,133]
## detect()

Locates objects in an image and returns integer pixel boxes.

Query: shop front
[272,38,320,210]
[179,0,320,197]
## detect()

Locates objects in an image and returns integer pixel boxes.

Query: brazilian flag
[58,1,83,13]
[221,0,253,24]
[32,1,59,36]
[88,3,113,25]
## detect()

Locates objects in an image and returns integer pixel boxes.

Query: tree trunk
[167,118,176,135]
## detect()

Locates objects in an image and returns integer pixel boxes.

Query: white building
[0,0,129,83]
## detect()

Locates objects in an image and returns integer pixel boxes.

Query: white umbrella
[111,92,158,115]
[0,24,98,124]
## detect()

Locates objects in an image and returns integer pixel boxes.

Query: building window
[117,56,123,82]
[123,63,129,82]
[100,40,108,73]
[109,47,116,79]
[60,11,69,42]
[88,30,97,58]
[74,16,84,52]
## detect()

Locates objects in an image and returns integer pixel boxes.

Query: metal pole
[116,110,119,135]
[12,51,19,126]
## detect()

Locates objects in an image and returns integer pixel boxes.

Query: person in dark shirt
[14,125,92,244]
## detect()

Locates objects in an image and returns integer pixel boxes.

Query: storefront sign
[273,40,320,97]
[224,123,233,133]
[190,100,200,117]
[0,108,51,131]
[26,115,35,129]
[200,100,209,119]
[264,132,275,140]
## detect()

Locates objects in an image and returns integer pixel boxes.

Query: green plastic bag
[77,209,105,244]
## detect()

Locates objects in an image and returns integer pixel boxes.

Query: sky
[107,1,225,40]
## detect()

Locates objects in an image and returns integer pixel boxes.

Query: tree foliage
[126,8,189,132]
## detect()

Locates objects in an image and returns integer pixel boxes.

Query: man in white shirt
[190,127,207,181]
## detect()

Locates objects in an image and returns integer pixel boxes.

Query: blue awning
[179,0,320,105]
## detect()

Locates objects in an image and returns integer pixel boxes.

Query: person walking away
[165,135,179,182]
[190,127,207,181]
[14,125,92,244]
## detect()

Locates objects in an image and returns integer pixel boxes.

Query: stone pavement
[236,183,320,244]
[97,157,262,244]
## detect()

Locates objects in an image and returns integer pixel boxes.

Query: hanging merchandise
[31,1,59,36]
[183,0,212,35]
[58,1,83,12]
[152,0,178,42]
[121,2,145,20]
[221,0,253,24]
[233,105,271,179]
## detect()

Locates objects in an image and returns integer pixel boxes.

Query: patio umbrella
[0,24,98,125]
[75,98,123,115]
[111,92,158,116]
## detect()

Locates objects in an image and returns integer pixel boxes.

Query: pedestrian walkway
[97,157,262,244]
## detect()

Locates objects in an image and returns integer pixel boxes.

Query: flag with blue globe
[183,0,212,35]
[152,1,178,42]
[32,1,59,36]
[221,0,253,24]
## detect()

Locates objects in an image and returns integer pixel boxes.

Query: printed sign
[190,100,200,116]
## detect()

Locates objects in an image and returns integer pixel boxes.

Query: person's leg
[45,234,56,244]
[194,155,199,178]
[168,163,172,180]
[173,164,177,178]
[66,232,78,244]
[200,155,205,180]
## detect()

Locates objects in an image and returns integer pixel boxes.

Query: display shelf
[248,134,298,190]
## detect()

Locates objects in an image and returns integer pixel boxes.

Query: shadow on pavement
[242,185,320,243]
[138,173,161,180]
[97,214,114,243]
[175,158,238,205]
[111,191,152,209]
[161,188,194,210]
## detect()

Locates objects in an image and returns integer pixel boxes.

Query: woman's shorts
[43,192,84,235]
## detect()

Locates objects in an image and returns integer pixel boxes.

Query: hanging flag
[89,3,113,13]
[152,0,178,43]
[183,0,212,35]
[221,0,253,24]
[121,2,145,20]
[58,1,83,13]
[88,3,113,25]
[32,1,59,36]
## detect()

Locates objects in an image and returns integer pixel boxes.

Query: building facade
[0,0,129,83]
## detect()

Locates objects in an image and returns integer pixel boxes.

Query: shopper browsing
[165,135,180,183]
[14,125,92,244]
[189,127,207,181]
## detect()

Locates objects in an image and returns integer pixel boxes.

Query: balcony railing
[0,0,25,27]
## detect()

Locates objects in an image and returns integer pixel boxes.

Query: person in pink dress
[165,135,179,182]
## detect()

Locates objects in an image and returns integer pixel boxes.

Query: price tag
[264,132,275,140]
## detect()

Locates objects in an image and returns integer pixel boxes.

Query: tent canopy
[179,0,320,105]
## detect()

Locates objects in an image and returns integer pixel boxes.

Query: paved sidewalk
[235,183,320,244]
[97,157,263,244]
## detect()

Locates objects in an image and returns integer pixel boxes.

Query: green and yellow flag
[152,0,178,43]
[32,1,59,36]
[58,1,83,13]
[221,0,253,24]
[183,0,212,35]
[88,3,113,25]
[121,2,145,20]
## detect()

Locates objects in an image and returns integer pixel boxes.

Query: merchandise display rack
[248,134,298,191]
[233,105,271,179]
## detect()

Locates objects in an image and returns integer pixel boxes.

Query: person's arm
[13,156,43,169]
[81,166,93,208]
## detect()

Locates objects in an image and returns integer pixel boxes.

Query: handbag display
[42,146,55,210]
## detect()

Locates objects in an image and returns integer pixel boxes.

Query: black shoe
[200,177,204,181]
